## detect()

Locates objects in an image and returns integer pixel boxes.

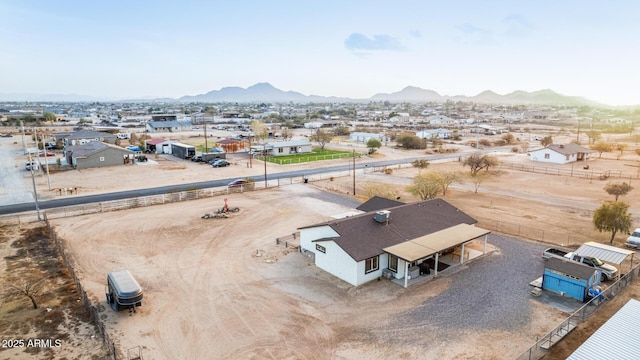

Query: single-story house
[144,138,172,154]
[145,121,193,133]
[299,198,491,287]
[416,129,452,140]
[64,142,135,169]
[528,144,593,164]
[349,132,383,143]
[542,257,601,302]
[267,140,312,156]
[54,130,118,146]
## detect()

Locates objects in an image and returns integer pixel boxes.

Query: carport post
[404,261,409,288]
[460,244,465,264]
[483,235,487,254]
[434,253,439,277]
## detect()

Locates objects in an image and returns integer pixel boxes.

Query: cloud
[410,30,422,39]
[455,23,493,44]
[502,14,532,38]
[344,33,405,52]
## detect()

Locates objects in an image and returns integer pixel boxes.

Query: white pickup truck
[564,252,618,282]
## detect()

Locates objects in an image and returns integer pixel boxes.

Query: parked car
[228,179,249,187]
[191,155,203,162]
[211,159,230,168]
[2,133,13,137]
[38,152,55,157]
[625,228,640,248]
[25,161,38,171]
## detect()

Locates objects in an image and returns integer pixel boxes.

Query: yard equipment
[201,198,239,219]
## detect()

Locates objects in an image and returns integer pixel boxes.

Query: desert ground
[4,130,640,358]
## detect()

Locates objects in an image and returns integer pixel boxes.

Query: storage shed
[542,257,601,302]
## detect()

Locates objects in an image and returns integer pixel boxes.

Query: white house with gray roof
[146,121,192,133]
[528,143,593,164]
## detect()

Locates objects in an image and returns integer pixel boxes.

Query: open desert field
[6,133,640,359]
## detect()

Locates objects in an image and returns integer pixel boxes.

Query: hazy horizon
[1,1,638,106]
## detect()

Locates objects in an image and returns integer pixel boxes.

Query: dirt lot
[7,134,640,358]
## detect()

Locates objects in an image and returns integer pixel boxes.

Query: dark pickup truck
[541,247,568,260]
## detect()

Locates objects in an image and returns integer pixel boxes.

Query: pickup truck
[564,252,618,282]
[541,247,568,260]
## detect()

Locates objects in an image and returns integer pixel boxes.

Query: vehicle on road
[228,179,249,187]
[2,133,13,137]
[38,152,55,157]
[564,252,618,281]
[25,161,39,171]
[211,159,230,168]
[625,228,640,248]
[541,247,569,260]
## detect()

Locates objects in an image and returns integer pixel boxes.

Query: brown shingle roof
[356,196,404,212]
[307,198,477,262]
[547,143,593,155]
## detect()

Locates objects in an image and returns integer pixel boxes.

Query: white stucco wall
[299,226,340,253]
[529,149,572,164]
[314,241,358,286]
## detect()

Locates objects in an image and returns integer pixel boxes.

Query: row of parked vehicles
[191,155,230,167]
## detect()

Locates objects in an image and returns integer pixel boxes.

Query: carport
[383,224,491,288]
[574,241,634,273]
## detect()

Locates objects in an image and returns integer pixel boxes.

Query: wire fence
[515,262,640,360]
[44,214,120,360]
[267,152,359,165]
[498,162,635,181]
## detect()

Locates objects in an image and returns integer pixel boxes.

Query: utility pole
[27,151,41,221]
[352,149,356,196]
[20,120,26,154]
[263,148,268,188]
[40,135,51,190]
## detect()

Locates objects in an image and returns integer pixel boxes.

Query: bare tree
[281,128,293,141]
[541,136,553,148]
[468,172,489,194]
[411,159,430,174]
[432,171,461,196]
[604,182,633,201]
[462,152,498,175]
[591,141,613,158]
[7,278,46,309]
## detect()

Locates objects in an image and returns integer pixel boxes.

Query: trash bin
[303,177,308,183]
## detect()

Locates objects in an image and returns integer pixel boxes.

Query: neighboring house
[427,115,457,126]
[299,198,491,287]
[144,138,172,154]
[542,257,601,302]
[151,114,177,122]
[64,142,134,169]
[528,144,593,164]
[416,129,451,140]
[267,140,312,156]
[349,132,383,143]
[54,130,118,146]
[145,121,192,133]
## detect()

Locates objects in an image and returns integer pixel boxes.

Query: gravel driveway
[0,136,35,206]
[377,234,553,342]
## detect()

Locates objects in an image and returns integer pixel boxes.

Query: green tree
[310,129,332,149]
[407,173,441,200]
[412,159,430,174]
[540,136,553,148]
[463,153,498,175]
[591,141,613,158]
[43,111,56,122]
[396,134,425,149]
[250,120,269,142]
[366,138,382,154]
[593,201,632,244]
[604,182,633,201]
[468,172,489,194]
[434,171,462,196]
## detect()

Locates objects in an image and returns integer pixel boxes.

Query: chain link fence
[515,263,640,360]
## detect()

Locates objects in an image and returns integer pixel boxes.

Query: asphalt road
[0,151,472,215]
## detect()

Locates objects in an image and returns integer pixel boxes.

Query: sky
[1,1,639,106]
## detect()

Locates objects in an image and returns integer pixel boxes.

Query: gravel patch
[379,234,549,340]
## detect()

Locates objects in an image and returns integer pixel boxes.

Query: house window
[389,255,398,272]
[315,244,326,253]
[290,147,296,153]
[365,256,379,274]
[99,157,105,162]
[544,153,550,159]
[278,148,283,153]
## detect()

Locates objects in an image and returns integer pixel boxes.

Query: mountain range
[0,83,605,106]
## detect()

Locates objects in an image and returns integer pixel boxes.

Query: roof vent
[374,210,391,224]
[559,144,564,148]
